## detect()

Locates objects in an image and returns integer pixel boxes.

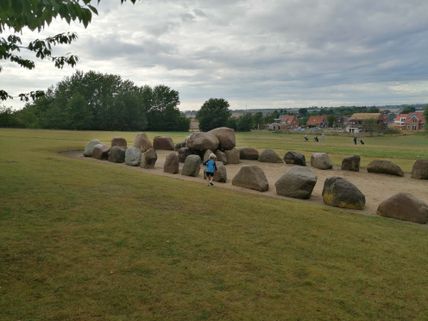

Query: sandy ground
[66,150,428,215]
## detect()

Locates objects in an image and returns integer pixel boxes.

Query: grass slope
[1,128,428,321]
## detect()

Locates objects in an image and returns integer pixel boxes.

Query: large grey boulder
[186,132,219,151]
[275,166,317,199]
[225,148,240,164]
[178,147,193,163]
[283,151,306,166]
[153,136,174,150]
[108,146,126,163]
[411,160,428,179]
[181,155,201,177]
[213,162,227,183]
[125,147,141,166]
[83,139,101,157]
[215,150,228,165]
[311,153,333,170]
[232,165,269,192]
[111,137,127,148]
[92,144,109,160]
[341,155,360,172]
[133,133,152,152]
[203,149,214,162]
[259,149,283,163]
[240,148,259,160]
[377,193,428,224]
[140,148,157,169]
[367,160,404,177]
[322,177,365,210]
[208,127,236,150]
[163,152,179,174]
[175,141,186,151]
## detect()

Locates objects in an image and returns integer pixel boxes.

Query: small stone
[111,137,127,148]
[164,152,179,174]
[259,149,283,163]
[411,159,428,179]
[83,139,101,157]
[283,151,306,166]
[377,193,428,224]
[153,136,174,150]
[275,166,317,199]
[181,155,201,177]
[240,148,259,160]
[367,160,404,177]
[232,165,269,192]
[141,148,157,169]
[341,155,360,172]
[125,147,141,166]
[108,146,126,163]
[311,153,333,170]
[322,177,365,210]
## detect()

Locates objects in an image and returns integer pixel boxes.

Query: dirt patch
[64,150,428,215]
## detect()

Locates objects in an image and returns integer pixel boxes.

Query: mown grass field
[1,128,428,321]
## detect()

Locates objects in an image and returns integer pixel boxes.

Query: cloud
[3,0,428,110]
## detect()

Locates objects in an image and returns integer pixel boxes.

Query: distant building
[279,115,299,129]
[267,114,299,131]
[393,114,408,130]
[189,118,200,132]
[306,115,327,128]
[346,113,387,133]
[403,112,425,131]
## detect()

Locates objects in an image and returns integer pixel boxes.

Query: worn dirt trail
[65,150,428,216]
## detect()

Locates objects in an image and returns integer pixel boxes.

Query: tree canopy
[197,98,231,131]
[2,70,189,131]
[0,0,137,101]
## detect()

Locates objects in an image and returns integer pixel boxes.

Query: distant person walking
[203,153,217,186]
[353,136,357,145]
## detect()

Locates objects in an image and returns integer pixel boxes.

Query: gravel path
[66,150,428,215]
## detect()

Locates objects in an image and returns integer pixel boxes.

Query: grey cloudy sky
[3,0,428,110]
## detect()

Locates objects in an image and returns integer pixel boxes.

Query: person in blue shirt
[203,153,217,186]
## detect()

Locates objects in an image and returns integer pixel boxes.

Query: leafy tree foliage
[401,106,416,114]
[197,98,231,131]
[145,85,189,131]
[236,113,253,132]
[327,114,336,127]
[0,107,20,127]
[252,112,263,129]
[0,0,137,101]
[3,71,188,131]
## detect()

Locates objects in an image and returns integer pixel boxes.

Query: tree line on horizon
[1,71,428,132]
[0,71,190,131]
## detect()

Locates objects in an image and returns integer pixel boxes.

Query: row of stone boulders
[179,154,227,183]
[176,127,241,165]
[84,137,428,224]
[231,164,366,209]
[83,135,159,169]
[231,164,428,224]
[176,154,428,224]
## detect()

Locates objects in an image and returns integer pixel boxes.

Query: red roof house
[393,112,425,131]
[279,114,299,129]
[404,112,425,131]
[306,115,327,128]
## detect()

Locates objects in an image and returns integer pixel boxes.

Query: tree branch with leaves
[0,0,136,101]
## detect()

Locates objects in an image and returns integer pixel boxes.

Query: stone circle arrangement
[83,128,428,225]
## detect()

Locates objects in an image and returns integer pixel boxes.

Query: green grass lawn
[1,128,428,321]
